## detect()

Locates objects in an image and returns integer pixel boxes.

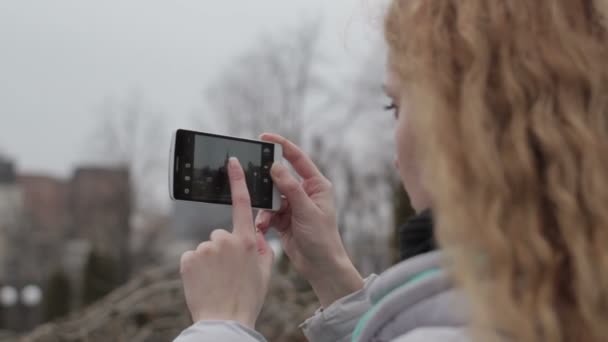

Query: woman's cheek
[395,116,412,174]
[395,114,418,192]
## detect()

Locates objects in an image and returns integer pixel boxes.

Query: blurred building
[71,167,131,282]
[0,157,22,283]
[0,162,133,332]
[0,158,42,332]
[18,176,69,237]
[17,175,70,280]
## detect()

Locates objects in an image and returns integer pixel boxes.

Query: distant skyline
[0,0,386,178]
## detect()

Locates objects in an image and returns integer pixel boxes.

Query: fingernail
[229,157,239,169]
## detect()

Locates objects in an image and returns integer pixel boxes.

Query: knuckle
[233,194,251,206]
[241,236,257,252]
[180,251,194,274]
[210,229,230,242]
[195,242,205,251]
[221,236,236,248]
[284,180,300,194]
[196,241,214,255]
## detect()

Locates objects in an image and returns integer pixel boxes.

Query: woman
[175,0,608,341]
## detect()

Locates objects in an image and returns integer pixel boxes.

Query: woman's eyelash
[384,102,399,118]
[384,103,397,111]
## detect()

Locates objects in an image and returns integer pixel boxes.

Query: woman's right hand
[256,133,364,308]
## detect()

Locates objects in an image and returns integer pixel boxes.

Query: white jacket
[174,252,470,341]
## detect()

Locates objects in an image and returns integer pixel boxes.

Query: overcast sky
[0,0,387,178]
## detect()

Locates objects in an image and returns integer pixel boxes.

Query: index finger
[260,133,323,180]
[227,157,255,237]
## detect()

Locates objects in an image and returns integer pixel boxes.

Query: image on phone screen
[170,129,280,210]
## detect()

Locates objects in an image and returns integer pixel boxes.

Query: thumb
[256,231,275,279]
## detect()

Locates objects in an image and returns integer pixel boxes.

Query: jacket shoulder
[354,252,470,341]
[392,327,470,342]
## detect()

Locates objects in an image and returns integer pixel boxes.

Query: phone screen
[173,130,275,209]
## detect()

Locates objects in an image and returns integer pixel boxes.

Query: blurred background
[0,0,414,341]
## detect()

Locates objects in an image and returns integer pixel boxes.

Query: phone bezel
[169,129,282,211]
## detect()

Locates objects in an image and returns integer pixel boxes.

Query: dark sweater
[399,209,436,261]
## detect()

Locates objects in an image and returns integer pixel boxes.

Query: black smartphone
[169,129,282,211]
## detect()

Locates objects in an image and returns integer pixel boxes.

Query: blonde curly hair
[385,1,608,341]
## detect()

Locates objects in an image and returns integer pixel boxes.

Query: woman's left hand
[179,157,275,330]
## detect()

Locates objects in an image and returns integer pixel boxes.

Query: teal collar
[351,268,442,342]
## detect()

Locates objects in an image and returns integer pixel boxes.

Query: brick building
[0,162,132,331]
[0,157,21,283]
[70,167,131,282]
[17,175,70,281]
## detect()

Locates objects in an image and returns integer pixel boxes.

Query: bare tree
[90,91,165,214]
[88,91,169,269]
[204,19,330,145]
[321,50,399,274]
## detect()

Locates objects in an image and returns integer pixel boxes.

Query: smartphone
[169,129,283,211]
